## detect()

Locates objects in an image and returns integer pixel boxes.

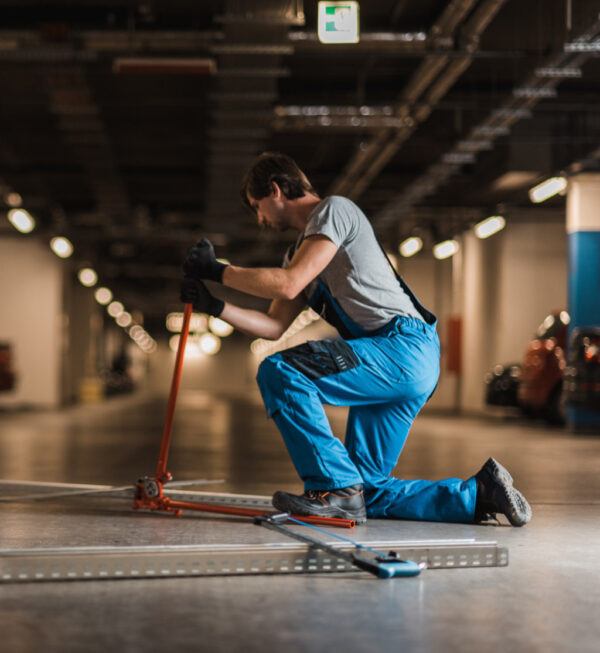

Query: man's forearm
[219,303,287,340]
[222,265,298,300]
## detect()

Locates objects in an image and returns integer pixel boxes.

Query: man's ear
[271,181,282,199]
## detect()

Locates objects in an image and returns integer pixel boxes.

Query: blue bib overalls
[256,276,477,522]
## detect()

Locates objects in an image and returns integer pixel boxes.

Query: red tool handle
[155,303,193,481]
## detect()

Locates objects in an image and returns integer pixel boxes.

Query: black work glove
[182,238,227,283]
[180,277,224,317]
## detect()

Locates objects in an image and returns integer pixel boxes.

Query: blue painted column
[566,174,600,431]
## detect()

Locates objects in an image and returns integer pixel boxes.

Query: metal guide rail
[0,480,272,509]
[0,540,508,583]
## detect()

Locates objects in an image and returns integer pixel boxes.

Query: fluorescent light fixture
[107,301,124,317]
[166,312,208,333]
[474,216,506,239]
[399,236,423,258]
[535,66,581,78]
[78,267,98,287]
[318,2,359,44]
[94,287,112,305]
[433,239,459,260]
[116,312,132,328]
[50,236,73,258]
[513,87,557,98]
[564,41,600,52]
[5,192,22,207]
[7,209,35,233]
[208,316,234,337]
[528,177,567,203]
[199,332,221,355]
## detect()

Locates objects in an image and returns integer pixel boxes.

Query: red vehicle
[517,311,570,424]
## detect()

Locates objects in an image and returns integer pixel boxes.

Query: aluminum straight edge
[0,541,508,583]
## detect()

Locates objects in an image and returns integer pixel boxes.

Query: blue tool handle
[351,555,422,578]
[375,560,423,578]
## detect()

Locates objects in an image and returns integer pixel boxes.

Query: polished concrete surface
[1,391,599,653]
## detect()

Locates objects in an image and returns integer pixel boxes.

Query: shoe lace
[304,490,327,499]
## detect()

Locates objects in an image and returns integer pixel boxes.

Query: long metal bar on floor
[0,539,508,583]
[0,481,271,509]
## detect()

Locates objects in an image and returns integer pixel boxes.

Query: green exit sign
[318,2,360,44]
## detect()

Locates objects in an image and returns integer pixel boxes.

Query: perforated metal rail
[0,540,508,583]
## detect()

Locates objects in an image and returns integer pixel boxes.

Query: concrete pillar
[566,174,600,430]
[460,231,501,413]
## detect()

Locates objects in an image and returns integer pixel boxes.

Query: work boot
[272,484,367,524]
[474,458,532,527]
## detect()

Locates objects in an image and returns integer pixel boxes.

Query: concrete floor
[1,390,599,653]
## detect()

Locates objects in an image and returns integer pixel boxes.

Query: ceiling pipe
[373,13,600,232]
[328,0,499,199]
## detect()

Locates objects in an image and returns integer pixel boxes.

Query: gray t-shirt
[284,196,423,331]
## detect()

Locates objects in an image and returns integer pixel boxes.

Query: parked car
[484,363,522,408]
[485,310,570,424]
[0,342,16,392]
[517,310,569,424]
[564,327,600,412]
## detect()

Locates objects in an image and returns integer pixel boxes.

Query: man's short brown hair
[240,152,316,212]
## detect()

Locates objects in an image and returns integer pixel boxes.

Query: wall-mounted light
[130,325,157,354]
[433,239,459,260]
[399,236,423,258]
[528,177,567,203]
[78,267,98,287]
[7,209,35,234]
[116,312,132,328]
[318,1,359,44]
[94,287,113,305]
[107,301,124,318]
[474,215,506,239]
[50,236,73,259]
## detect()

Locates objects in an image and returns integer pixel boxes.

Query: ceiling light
[169,335,201,357]
[7,209,35,233]
[50,236,73,258]
[474,216,506,239]
[94,287,112,305]
[433,240,459,260]
[116,312,132,328]
[528,177,567,203]
[399,236,423,258]
[166,312,208,333]
[199,333,221,355]
[5,192,22,207]
[318,1,359,44]
[535,67,581,78]
[208,316,234,337]
[107,301,124,317]
[564,41,600,52]
[513,87,557,98]
[78,267,98,287]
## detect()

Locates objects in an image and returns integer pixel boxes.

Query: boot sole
[486,459,532,527]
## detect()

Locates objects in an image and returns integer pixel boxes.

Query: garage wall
[0,237,64,408]
[495,217,568,363]
[460,214,567,413]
